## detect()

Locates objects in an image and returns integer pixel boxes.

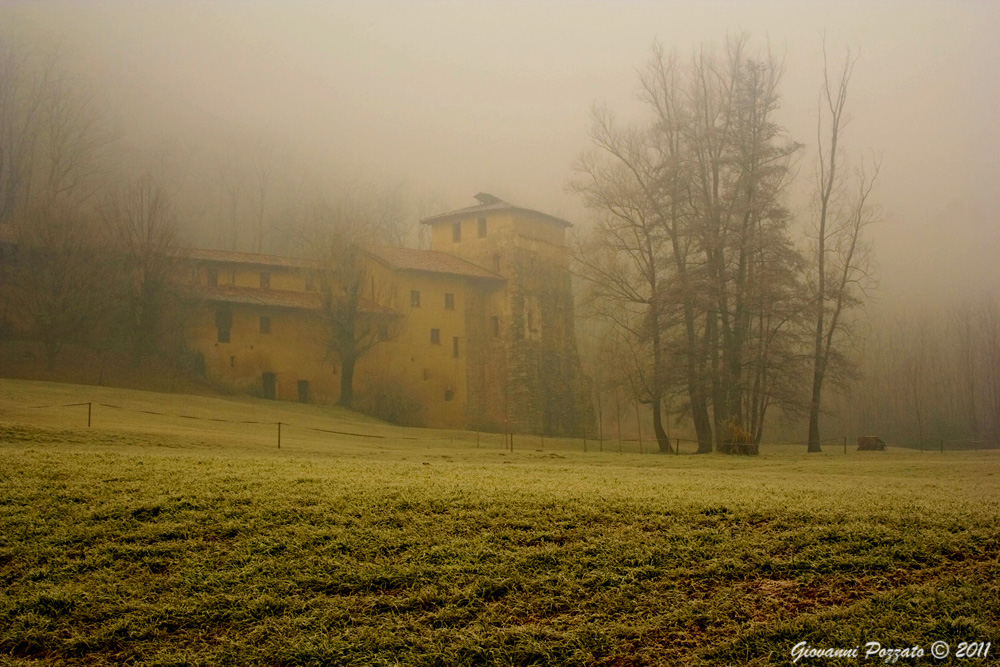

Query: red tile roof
[419,195,573,228]
[183,285,323,310]
[367,246,505,282]
[172,248,320,269]
[181,285,397,314]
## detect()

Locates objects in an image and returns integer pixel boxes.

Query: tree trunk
[652,397,673,454]
[807,366,823,452]
[339,356,356,407]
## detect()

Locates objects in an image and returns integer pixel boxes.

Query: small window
[230,355,235,368]
[378,324,389,341]
[444,388,454,401]
[452,222,461,242]
[444,293,455,310]
[411,290,421,307]
[207,268,218,287]
[452,336,459,358]
[491,316,500,337]
[477,217,487,238]
[260,272,270,289]
[260,316,271,334]
[430,328,440,344]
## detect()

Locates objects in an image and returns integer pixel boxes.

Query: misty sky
[4,0,998,307]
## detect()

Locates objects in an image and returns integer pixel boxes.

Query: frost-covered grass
[1,379,998,665]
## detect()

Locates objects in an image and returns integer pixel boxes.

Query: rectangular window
[260,272,270,289]
[478,217,487,238]
[207,268,218,287]
[492,316,500,337]
[215,307,232,343]
[411,290,421,307]
[452,222,461,242]
[452,336,459,358]
[262,372,276,400]
[430,328,440,345]
[444,293,455,310]
[260,316,271,334]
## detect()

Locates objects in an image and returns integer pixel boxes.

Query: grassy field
[1,379,999,666]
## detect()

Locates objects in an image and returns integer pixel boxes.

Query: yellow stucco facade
[176,195,590,434]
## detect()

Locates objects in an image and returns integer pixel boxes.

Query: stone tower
[421,193,590,436]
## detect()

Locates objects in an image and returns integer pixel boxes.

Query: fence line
[12,400,999,454]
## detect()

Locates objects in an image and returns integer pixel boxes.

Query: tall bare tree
[574,37,803,452]
[805,44,880,452]
[101,174,179,366]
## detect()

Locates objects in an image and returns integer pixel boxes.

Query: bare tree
[0,34,109,224]
[10,198,113,368]
[298,190,406,408]
[805,44,881,452]
[101,174,179,366]
[573,37,803,452]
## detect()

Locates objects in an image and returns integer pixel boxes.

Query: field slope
[1,379,999,666]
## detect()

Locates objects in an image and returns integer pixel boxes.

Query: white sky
[5,0,999,306]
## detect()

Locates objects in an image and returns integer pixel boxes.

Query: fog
[4,0,998,307]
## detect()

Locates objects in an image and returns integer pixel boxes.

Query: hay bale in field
[719,417,759,455]
[857,435,886,451]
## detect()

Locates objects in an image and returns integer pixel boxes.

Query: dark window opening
[260,272,270,289]
[444,293,455,310]
[492,316,500,337]
[260,316,271,334]
[411,290,420,307]
[444,388,454,401]
[230,355,235,368]
[430,328,440,345]
[297,379,310,403]
[207,268,218,287]
[452,336,459,358]
[452,222,461,242]
[262,372,276,400]
[477,217,487,238]
[215,306,233,344]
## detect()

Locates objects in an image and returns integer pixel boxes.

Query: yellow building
[176,194,589,434]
